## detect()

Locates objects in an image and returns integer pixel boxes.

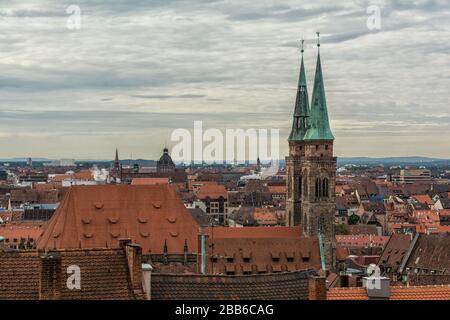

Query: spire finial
[300,39,304,55]
[316,32,320,48]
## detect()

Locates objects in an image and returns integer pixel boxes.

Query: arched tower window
[303,175,308,196]
[298,176,302,196]
[322,178,329,198]
[315,178,321,197]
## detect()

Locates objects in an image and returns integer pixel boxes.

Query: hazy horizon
[0,0,449,159]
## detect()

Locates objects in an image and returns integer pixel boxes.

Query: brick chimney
[124,243,143,295]
[39,251,62,300]
[141,263,153,300]
[308,276,327,300]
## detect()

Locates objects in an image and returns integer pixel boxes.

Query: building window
[325,145,329,150]
[210,201,220,214]
[303,175,308,196]
[315,178,321,197]
[322,178,329,197]
[315,145,319,150]
[298,176,302,197]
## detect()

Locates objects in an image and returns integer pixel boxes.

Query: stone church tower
[286,38,336,270]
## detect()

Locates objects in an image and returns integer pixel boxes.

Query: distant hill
[337,156,449,166]
[0,158,53,162]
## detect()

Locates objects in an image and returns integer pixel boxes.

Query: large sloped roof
[0,248,139,300]
[37,185,200,254]
[151,269,316,300]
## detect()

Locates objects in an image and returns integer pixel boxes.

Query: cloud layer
[0,0,449,159]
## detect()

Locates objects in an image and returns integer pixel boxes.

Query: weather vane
[300,39,304,55]
[317,31,320,47]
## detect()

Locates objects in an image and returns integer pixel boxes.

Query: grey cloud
[0,0,449,158]
[132,94,207,100]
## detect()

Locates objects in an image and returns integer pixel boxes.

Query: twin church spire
[288,33,334,142]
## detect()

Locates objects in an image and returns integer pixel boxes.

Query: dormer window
[271,252,280,262]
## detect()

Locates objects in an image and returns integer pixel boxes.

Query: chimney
[39,251,62,300]
[362,276,391,300]
[141,263,153,300]
[198,227,207,274]
[124,243,143,295]
[308,276,327,300]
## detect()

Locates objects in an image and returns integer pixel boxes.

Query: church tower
[286,35,336,270]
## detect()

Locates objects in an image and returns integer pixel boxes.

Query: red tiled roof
[37,185,200,254]
[151,270,315,300]
[327,285,450,300]
[51,171,94,182]
[412,194,433,206]
[267,185,286,194]
[336,235,390,248]
[253,208,277,225]
[0,224,43,242]
[336,246,349,261]
[203,226,302,239]
[0,247,141,300]
[378,233,411,272]
[131,177,169,185]
[201,226,315,275]
[51,174,72,182]
[196,184,227,199]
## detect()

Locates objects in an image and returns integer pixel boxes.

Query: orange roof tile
[203,226,302,239]
[327,285,450,300]
[196,184,227,199]
[37,185,200,254]
[336,235,390,248]
[412,194,434,206]
[0,224,43,241]
[51,174,72,182]
[253,208,278,225]
[131,177,169,185]
[267,185,286,194]
[0,247,142,300]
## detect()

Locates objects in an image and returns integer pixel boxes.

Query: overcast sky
[0,0,449,160]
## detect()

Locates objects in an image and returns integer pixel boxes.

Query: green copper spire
[288,40,310,141]
[304,33,334,141]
